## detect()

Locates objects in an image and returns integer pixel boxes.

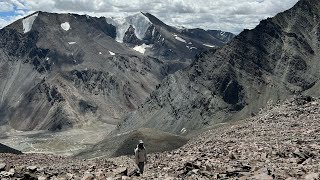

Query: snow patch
[152,26,156,36]
[68,42,76,45]
[61,22,70,31]
[186,46,197,50]
[133,44,151,54]
[174,35,187,43]
[109,51,115,55]
[46,57,49,61]
[188,42,192,44]
[22,13,38,33]
[181,128,187,134]
[106,13,152,43]
[99,52,102,55]
[203,44,215,48]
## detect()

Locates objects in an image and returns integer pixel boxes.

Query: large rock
[305,173,320,180]
[112,167,127,176]
[0,163,6,171]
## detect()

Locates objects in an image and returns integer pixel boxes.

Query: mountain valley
[0,10,234,155]
[0,0,320,179]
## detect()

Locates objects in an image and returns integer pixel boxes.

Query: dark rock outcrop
[123,25,143,45]
[0,143,22,154]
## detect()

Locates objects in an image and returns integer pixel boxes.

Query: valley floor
[0,123,115,156]
[0,96,319,179]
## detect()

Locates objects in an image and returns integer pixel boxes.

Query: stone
[0,170,14,177]
[252,173,273,180]
[37,167,45,173]
[285,177,297,180]
[121,176,130,180]
[38,176,47,180]
[0,163,6,171]
[81,172,94,180]
[113,175,122,180]
[66,173,74,180]
[8,168,15,174]
[112,167,128,176]
[201,170,212,177]
[23,172,38,180]
[302,158,312,165]
[305,173,319,180]
[27,166,38,172]
[164,177,175,180]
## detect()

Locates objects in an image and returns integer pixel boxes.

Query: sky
[0,0,299,34]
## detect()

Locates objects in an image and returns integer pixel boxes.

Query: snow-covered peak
[61,22,70,31]
[106,12,152,43]
[22,13,38,33]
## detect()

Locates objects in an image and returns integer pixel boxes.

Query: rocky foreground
[0,96,319,179]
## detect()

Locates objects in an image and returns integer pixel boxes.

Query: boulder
[252,173,273,180]
[66,173,74,180]
[0,163,6,171]
[305,173,319,180]
[27,166,38,172]
[81,172,94,180]
[112,167,128,176]
[38,176,47,180]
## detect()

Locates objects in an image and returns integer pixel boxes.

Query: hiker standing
[134,140,147,174]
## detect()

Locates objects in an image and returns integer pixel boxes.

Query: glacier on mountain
[106,13,152,43]
[22,13,38,33]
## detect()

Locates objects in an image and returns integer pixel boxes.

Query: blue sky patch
[0,11,16,17]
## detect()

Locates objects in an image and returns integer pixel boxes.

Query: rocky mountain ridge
[115,0,320,136]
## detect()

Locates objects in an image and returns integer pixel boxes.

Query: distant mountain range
[0,11,234,146]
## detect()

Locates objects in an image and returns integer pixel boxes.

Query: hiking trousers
[138,162,145,174]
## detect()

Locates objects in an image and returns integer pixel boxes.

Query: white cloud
[0,2,14,12]
[9,0,26,9]
[0,0,299,33]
